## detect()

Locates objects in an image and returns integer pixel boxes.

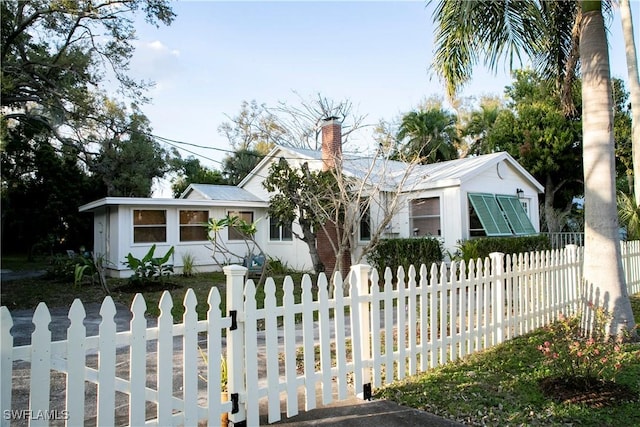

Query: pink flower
[601,357,608,364]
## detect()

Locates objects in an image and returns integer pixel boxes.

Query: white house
[79,120,544,278]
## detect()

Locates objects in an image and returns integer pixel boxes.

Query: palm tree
[463,97,503,156]
[431,0,636,337]
[619,0,640,202]
[396,108,459,163]
[580,1,635,336]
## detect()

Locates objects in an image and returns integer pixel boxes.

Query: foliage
[612,78,634,194]
[487,70,583,232]
[89,105,174,197]
[222,148,265,185]
[217,100,280,152]
[1,0,176,254]
[73,253,97,288]
[124,245,175,285]
[170,157,226,197]
[538,308,635,384]
[456,235,551,264]
[263,158,336,273]
[366,238,443,273]
[395,108,459,163]
[206,215,267,282]
[46,254,83,281]
[1,128,98,255]
[431,0,578,108]
[198,347,227,391]
[181,252,197,277]
[1,0,174,149]
[618,192,640,241]
[265,257,303,275]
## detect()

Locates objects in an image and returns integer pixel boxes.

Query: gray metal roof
[277,147,541,192]
[183,184,266,202]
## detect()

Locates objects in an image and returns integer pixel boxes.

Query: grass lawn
[374,294,640,427]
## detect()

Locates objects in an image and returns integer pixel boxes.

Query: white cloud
[130,40,182,93]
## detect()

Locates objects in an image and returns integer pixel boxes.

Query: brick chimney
[321,117,342,171]
[317,116,350,278]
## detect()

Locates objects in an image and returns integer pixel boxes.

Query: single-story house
[79,119,544,278]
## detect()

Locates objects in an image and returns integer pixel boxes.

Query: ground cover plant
[375,294,640,426]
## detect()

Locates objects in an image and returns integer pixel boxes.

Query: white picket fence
[2,242,640,426]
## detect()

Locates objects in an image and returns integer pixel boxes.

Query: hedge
[367,237,443,273]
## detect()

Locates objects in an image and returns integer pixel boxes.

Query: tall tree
[171,157,226,198]
[396,108,459,163]
[619,0,640,202]
[90,109,172,197]
[267,93,368,150]
[462,96,504,156]
[1,0,174,158]
[217,100,281,152]
[222,148,264,186]
[580,0,635,336]
[431,0,636,337]
[263,159,333,273]
[0,0,175,253]
[483,70,582,232]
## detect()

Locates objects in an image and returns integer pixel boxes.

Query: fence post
[351,263,372,400]
[223,264,248,425]
[489,252,505,345]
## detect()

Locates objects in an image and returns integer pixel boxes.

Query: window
[269,217,293,241]
[359,207,371,241]
[410,197,441,236]
[228,211,254,240]
[180,210,209,242]
[468,193,535,237]
[133,210,166,243]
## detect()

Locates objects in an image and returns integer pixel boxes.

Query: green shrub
[367,237,443,273]
[124,245,175,285]
[181,252,197,277]
[46,254,78,281]
[456,235,551,264]
[266,257,290,275]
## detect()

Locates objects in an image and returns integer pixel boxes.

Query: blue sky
[127,1,634,190]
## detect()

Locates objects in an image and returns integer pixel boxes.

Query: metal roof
[183,184,266,202]
[276,147,543,193]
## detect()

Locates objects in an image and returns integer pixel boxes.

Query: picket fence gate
[2,242,640,427]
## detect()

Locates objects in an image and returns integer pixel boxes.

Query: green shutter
[496,195,536,235]
[468,193,512,236]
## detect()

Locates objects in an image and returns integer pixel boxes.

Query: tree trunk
[620,0,640,202]
[580,1,637,337]
[299,219,324,273]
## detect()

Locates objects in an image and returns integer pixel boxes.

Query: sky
[125,1,636,196]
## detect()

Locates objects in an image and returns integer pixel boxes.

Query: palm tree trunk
[580,1,637,337]
[619,0,640,202]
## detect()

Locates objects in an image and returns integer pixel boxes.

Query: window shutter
[468,193,512,236]
[496,195,536,235]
